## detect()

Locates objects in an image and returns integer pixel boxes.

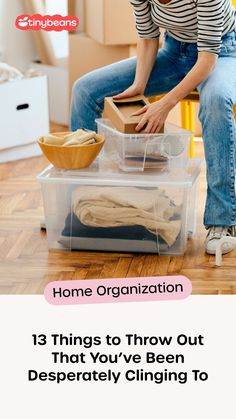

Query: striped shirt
[130,0,236,54]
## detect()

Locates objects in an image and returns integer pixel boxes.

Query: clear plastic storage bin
[96,118,192,172]
[38,158,202,256]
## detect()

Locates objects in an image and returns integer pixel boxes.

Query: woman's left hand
[133,97,175,133]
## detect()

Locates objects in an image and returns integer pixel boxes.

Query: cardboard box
[68,0,85,33]
[68,0,77,16]
[104,95,150,134]
[85,0,137,45]
[0,76,49,161]
[31,61,69,125]
[69,33,133,97]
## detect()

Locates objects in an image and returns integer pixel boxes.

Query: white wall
[0,1,84,71]
[0,0,4,59]
[0,0,37,71]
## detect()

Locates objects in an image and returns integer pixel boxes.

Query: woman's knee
[72,74,91,101]
[199,86,234,122]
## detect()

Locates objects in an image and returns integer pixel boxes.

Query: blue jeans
[71,31,236,227]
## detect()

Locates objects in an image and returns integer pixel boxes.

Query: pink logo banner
[44,276,192,306]
[15,14,79,31]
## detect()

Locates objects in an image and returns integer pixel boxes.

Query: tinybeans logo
[15,14,79,32]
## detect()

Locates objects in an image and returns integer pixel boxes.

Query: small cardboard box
[85,0,137,45]
[104,95,150,134]
[69,33,133,98]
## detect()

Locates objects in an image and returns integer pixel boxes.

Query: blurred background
[0,0,202,163]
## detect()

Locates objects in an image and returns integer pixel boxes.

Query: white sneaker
[205,226,236,255]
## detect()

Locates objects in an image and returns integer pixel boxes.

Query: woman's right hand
[113,83,144,100]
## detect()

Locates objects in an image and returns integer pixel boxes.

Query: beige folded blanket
[72,186,181,247]
[41,129,97,147]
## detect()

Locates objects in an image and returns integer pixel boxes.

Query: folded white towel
[41,130,97,147]
[72,186,181,247]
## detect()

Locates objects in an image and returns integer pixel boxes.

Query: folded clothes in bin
[60,212,170,253]
[61,212,158,241]
[123,155,168,170]
[38,158,202,255]
[71,186,181,247]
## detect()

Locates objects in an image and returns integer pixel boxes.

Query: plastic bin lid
[96,118,193,137]
[37,158,203,188]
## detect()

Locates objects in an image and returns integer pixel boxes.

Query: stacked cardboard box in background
[85,0,137,45]
[69,34,135,93]
[69,0,137,99]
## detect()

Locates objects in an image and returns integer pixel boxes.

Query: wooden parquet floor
[0,123,236,294]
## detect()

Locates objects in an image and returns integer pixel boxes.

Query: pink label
[15,14,79,32]
[44,276,192,306]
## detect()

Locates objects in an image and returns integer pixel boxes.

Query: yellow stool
[181,92,236,157]
[150,92,236,158]
[149,94,197,157]
[180,92,199,158]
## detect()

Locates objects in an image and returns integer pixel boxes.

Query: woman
[71,0,236,255]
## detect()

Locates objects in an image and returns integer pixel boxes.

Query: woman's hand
[113,38,158,101]
[134,97,175,133]
[113,83,144,100]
